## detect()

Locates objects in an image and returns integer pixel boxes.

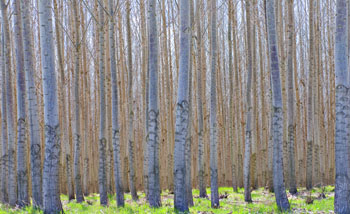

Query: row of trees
[0,0,349,213]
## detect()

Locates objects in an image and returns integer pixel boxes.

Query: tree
[38,0,63,212]
[287,0,297,195]
[185,0,194,207]
[334,0,350,212]
[228,0,238,193]
[173,0,190,211]
[265,0,290,211]
[13,0,29,207]
[147,0,161,207]
[109,0,124,207]
[126,1,138,201]
[53,0,74,201]
[243,0,253,203]
[72,0,84,203]
[98,0,108,206]
[306,0,314,191]
[209,0,219,208]
[196,0,207,198]
[0,0,17,206]
[20,0,43,207]
[0,26,8,204]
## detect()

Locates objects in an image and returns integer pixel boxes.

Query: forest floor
[0,186,334,213]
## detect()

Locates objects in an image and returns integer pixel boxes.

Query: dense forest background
[0,0,348,213]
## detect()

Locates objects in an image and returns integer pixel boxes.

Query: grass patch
[0,186,334,213]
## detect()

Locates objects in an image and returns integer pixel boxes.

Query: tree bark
[334,0,350,212]
[109,0,124,207]
[20,0,43,207]
[196,0,207,198]
[266,0,290,211]
[39,0,63,212]
[173,0,190,211]
[147,0,161,207]
[0,26,8,204]
[209,0,219,208]
[13,0,29,207]
[72,0,84,203]
[98,1,108,206]
[243,0,253,203]
[306,0,314,190]
[0,0,17,206]
[126,1,138,201]
[287,0,297,195]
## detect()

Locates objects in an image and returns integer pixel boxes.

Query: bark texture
[1,0,17,206]
[20,0,43,207]
[266,0,290,211]
[72,0,84,203]
[173,0,190,211]
[98,1,108,206]
[334,0,350,212]
[109,0,124,207]
[13,0,29,207]
[147,0,161,208]
[39,0,63,212]
[209,0,219,208]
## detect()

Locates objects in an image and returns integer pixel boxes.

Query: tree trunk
[287,0,297,195]
[0,0,17,206]
[126,1,138,201]
[334,0,350,212]
[185,0,194,207]
[98,1,108,206]
[209,0,219,208]
[39,0,63,212]
[109,0,124,207]
[243,0,253,203]
[266,0,290,211]
[13,0,29,207]
[228,0,238,193]
[306,0,314,190]
[72,0,84,203]
[174,0,190,211]
[0,27,8,204]
[20,0,43,207]
[147,0,161,207]
[53,0,74,200]
[196,0,207,198]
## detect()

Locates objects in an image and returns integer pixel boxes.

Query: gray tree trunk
[185,0,194,207]
[38,0,63,212]
[98,1,108,206]
[126,2,138,201]
[266,0,290,211]
[287,0,297,195]
[13,0,29,207]
[0,27,8,204]
[72,0,84,203]
[195,0,207,199]
[334,0,350,213]
[108,0,124,207]
[209,0,219,208]
[243,0,253,203]
[147,0,161,207]
[0,0,17,206]
[20,0,43,207]
[306,0,314,191]
[173,0,190,211]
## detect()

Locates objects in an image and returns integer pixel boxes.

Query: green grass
[0,186,335,213]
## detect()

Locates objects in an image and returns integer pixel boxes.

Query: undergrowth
[0,186,334,213]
